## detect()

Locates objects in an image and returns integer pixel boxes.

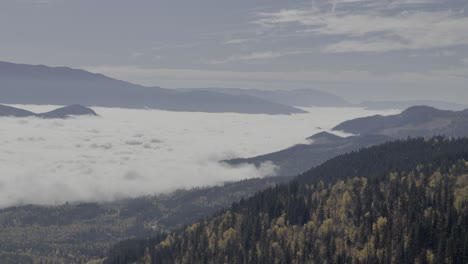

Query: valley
[1,0,467,262]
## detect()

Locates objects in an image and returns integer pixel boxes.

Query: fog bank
[0,105,398,208]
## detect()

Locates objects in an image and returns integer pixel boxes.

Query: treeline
[0,172,289,263]
[105,137,468,264]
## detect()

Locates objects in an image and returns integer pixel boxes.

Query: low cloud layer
[0,105,397,208]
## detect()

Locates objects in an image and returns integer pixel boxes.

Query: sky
[1,0,467,103]
[0,105,397,207]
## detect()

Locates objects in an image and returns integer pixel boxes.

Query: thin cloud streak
[209,50,306,65]
[254,2,468,53]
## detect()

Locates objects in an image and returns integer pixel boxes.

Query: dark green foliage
[296,136,468,184]
[105,137,468,264]
[0,253,33,264]
[225,133,391,177]
[0,176,290,263]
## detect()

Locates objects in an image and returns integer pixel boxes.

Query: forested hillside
[225,133,391,176]
[0,176,290,263]
[105,137,468,264]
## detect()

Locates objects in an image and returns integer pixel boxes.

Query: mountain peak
[401,105,441,115]
[307,132,343,143]
[0,104,98,119]
[0,104,36,117]
[400,105,454,121]
[38,105,98,118]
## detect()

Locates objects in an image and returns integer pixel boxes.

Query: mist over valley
[0,105,397,208]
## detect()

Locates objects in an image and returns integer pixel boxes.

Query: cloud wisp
[254,0,468,53]
[0,105,396,208]
[209,50,306,64]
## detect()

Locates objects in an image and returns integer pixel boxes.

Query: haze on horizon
[1,0,467,104]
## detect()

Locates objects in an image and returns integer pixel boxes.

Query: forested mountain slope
[225,133,391,176]
[0,177,290,263]
[106,137,468,264]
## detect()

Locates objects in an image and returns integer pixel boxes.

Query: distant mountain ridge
[184,88,351,107]
[333,105,468,138]
[0,104,36,117]
[0,104,97,118]
[0,61,305,115]
[226,105,468,176]
[3,61,466,114]
[360,100,468,111]
[186,89,466,111]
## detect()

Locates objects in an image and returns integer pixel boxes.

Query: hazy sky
[1,0,467,102]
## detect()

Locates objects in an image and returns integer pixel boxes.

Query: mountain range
[333,105,468,138]
[183,88,351,108]
[225,106,468,176]
[359,100,468,111]
[0,61,305,115]
[2,61,466,114]
[0,104,97,119]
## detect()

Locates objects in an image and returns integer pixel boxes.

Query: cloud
[15,0,55,4]
[223,39,250,45]
[131,51,144,58]
[432,64,468,78]
[151,42,202,51]
[209,50,305,64]
[0,105,396,208]
[409,50,457,57]
[462,1,468,13]
[254,2,468,53]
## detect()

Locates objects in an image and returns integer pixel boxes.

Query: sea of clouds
[0,105,398,208]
